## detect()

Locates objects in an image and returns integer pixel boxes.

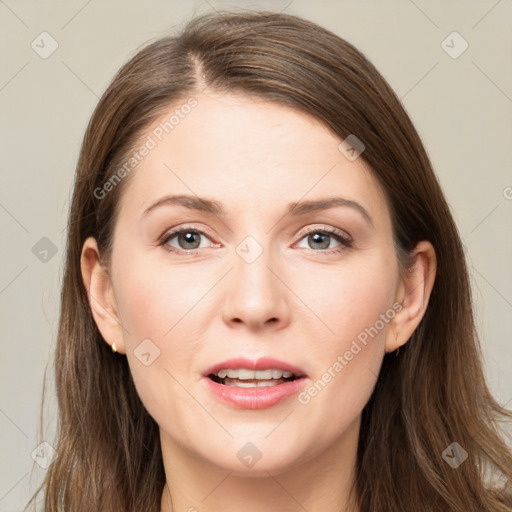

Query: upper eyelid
[295,224,351,241]
[161,224,215,239]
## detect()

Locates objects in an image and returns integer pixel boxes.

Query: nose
[222,243,291,332]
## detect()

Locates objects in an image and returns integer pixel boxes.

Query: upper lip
[203,357,307,378]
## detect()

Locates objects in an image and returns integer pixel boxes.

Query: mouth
[208,368,300,388]
[201,357,308,409]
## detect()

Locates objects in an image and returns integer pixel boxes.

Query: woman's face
[97,92,406,474]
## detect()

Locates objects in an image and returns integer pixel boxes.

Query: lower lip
[202,377,308,410]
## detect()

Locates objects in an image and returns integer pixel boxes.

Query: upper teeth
[216,369,294,380]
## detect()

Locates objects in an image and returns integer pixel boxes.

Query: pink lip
[201,357,308,410]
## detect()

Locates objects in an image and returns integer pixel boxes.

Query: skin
[81,92,436,512]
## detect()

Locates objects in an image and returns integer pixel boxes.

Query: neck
[160,416,361,512]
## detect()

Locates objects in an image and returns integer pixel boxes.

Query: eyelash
[158,225,352,256]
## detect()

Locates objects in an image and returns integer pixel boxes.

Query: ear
[386,240,437,353]
[80,236,126,354]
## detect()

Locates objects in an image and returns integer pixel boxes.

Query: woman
[26,10,512,512]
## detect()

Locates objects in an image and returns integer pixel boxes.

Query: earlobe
[386,241,437,353]
[80,236,126,354]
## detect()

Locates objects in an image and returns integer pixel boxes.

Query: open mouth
[208,368,300,388]
[203,359,308,408]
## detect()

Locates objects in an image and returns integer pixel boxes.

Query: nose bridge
[222,232,289,328]
[233,233,278,302]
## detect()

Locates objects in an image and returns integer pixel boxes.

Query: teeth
[239,368,256,380]
[214,368,295,380]
[255,369,273,379]
[224,379,282,388]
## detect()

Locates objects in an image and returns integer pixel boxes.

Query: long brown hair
[26,10,512,512]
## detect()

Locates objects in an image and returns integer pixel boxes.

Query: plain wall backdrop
[0,0,511,509]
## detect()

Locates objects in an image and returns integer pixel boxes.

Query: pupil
[310,233,329,249]
[179,231,200,249]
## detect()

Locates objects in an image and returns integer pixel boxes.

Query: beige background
[0,0,511,509]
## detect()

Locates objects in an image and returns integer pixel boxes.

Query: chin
[198,433,312,476]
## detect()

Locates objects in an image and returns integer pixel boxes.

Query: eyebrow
[142,194,373,227]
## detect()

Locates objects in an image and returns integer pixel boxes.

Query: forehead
[116,92,390,225]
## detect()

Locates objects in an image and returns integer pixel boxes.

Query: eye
[159,228,214,254]
[159,226,352,255]
[295,228,352,254]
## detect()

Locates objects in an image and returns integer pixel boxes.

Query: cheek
[298,257,396,345]
[112,254,215,401]
[113,251,214,342]
[296,259,396,402]
[112,262,197,427]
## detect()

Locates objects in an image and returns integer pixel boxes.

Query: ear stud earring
[112,343,117,353]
